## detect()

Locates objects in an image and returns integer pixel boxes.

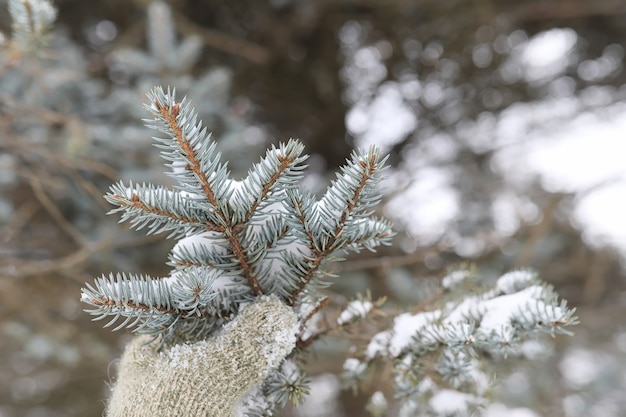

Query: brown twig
[2,200,39,244]
[27,173,86,247]
[156,99,218,205]
[1,229,165,280]
[172,12,272,65]
[154,98,264,295]
[2,243,97,279]
[297,295,386,349]
[289,153,382,304]
[243,152,295,223]
[111,192,219,231]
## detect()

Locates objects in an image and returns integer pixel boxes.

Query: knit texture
[106,296,298,417]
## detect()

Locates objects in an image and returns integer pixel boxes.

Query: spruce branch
[105,181,221,238]
[112,1,203,76]
[77,84,578,417]
[286,147,392,304]
[8,0,56,52]
[342,268,577,416]
[145,87,267,294]
[83,86,393,340]
[233,140,308,223]
[80,86,400,416]
[146,91,228,206]
[82,273,186,333]
[167,239,232,269]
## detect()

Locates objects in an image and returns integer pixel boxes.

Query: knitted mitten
[106,295,298,417]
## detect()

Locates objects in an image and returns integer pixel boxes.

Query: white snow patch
[485,403,540,417]
[518,28,577,82]
[370,391,386,407]
[172,231,228,257]
[477,285,544,334]
[343,358,366,375]
[429,389,479,414]
[496,270,537,294]
[161,342,194,369]
[492,105,626,254]
[367,391,388,415]
[559,348,602,389]
[385,167,459,243]
[348,82,417,152]
[444,295,483,324]
[299,309,323,343]
[442,270,470,289]
[337,300,373,325]
[444,284,561,337]
[367,310,441,358]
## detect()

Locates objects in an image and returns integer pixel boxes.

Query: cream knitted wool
[106,296,298,417]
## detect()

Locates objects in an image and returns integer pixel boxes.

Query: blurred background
[1,0,626,416]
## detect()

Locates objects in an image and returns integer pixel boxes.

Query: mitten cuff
[107,295,298,417]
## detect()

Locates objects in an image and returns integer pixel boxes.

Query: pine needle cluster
[81,86,394,414]
[342,268,578,417]
[79,86,578,416]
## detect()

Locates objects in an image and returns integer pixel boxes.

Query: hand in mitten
[106,295,298,417]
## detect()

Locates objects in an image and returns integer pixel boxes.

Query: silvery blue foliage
[80,86,577,417]
[342,268,578,417]
[81,86,393,414]
[0,2,583,417]
[82,86,393,336]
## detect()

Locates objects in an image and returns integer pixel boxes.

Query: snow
[559,348,603,389]
[444,295,483,324]
[366,310,441,358]
[347,82,417,152]
[519,121,626,192]
[442,270,470,289]
[429,389,479,414]
[365,331,392,359]
[369,391,386,407]
[339,21,626,263]
[161,342,194,369]
[518,28,577,82]
[343,358,366,375]
[365,282,563,359]
[443,283,566,339]
[384,167,459,243]
[495,270,537,294]
[299,307,322,343]
[485,404,540,417]
[367,391,388,415]
[172,231,228,257]
[337,300,373,325]
[294,373,341,417]
[492,104,626,253]
[475,286,543,334]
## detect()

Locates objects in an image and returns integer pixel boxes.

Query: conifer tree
[81,86,394,416]
[81,86,577,417]
[0,1,592,416]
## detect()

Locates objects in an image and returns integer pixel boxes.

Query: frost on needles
[343,269,578,417]
[81,86,393,342]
